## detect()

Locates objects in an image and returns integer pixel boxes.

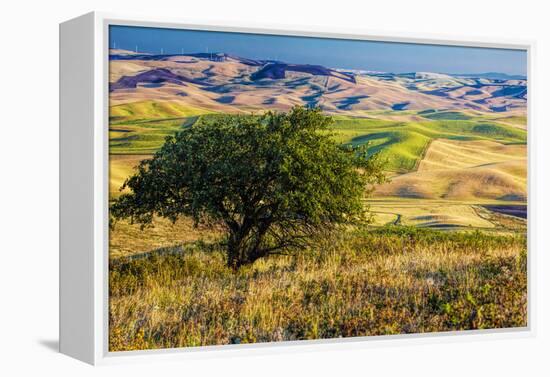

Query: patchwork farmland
[109,101,526,235]
[107,48,527,350]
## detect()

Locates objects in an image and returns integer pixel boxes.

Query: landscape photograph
[107,25,527,351]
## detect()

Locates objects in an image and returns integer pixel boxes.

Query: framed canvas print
[60,12,533,365]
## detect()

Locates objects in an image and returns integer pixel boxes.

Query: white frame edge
[60,12,96,364]
[59,11,536,365]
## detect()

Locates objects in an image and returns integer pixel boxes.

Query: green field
[109,106,527,230]
[110,108,526,173]
[331,113,526,172]
[110,100,213,121]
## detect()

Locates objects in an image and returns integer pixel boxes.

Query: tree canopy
[111,107,385,268]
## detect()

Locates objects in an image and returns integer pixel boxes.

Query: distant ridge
[108,51,527,114]
[451,72,527,80]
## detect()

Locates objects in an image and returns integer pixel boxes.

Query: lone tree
[111,107,385,269]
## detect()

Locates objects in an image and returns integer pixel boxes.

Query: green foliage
[111,107,386,268]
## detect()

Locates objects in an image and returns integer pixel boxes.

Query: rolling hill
[108,49,527,230]
[374,138,526,201]
[109,49,527,115]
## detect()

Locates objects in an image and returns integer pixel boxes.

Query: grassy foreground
[109,227,527,351]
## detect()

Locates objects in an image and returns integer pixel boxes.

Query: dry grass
[110,217,223,258]
[375,139,527,202]
[418,139,526,172]
[368,199,527,231]
[109,227,527,351]
[109,154,150,198]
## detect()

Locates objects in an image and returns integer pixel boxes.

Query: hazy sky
[110,25,527,76]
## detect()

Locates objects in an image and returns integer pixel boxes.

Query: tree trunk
[225,219,270,270]
[227,232,242,270]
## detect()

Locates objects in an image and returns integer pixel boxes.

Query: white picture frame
[59,11,536,365]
